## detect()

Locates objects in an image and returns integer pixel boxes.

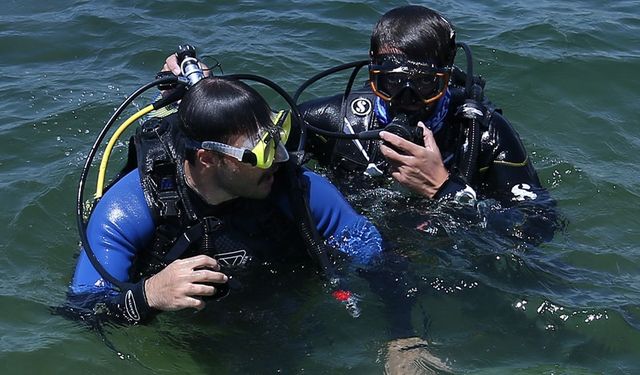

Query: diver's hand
[162,53,211,76]
[144,255,228,311]
[379,122,449,199]
[162,53,182,75]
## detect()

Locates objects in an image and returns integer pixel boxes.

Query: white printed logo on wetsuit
[511,183,538,201]
[351,97,372,117]
[214,250,248,267]
[124,289,141,322]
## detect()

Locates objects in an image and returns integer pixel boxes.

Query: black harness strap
[162,217,222,264]
[284,160,336,279]
[133,114,335,283]
[162,222,203,263]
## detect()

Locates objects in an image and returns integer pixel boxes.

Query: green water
[1,1,639,374]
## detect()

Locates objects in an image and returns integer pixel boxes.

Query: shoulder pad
[342,88,377,118]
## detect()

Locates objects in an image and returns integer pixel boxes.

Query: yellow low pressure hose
[95,104,154,198]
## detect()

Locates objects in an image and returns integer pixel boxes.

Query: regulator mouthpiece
[384,113,423,145]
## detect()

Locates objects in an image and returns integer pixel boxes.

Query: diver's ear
[197,149,220,168]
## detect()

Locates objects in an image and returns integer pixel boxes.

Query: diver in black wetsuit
[297,5,559,245]
[295,8,560,372]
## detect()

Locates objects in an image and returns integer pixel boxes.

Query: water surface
[1,1,639,373]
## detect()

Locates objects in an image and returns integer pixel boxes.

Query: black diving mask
[369,54,450,106]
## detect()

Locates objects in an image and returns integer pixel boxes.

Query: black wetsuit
[297,84,558,244]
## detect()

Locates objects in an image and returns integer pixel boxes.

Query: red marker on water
[332,289,361,318]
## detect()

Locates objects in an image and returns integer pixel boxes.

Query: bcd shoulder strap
[333,88,382,169]
[283,160,337,276]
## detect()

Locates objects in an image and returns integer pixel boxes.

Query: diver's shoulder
[485,106,521,139]
[299,93,343,112]
[96,170,149,217]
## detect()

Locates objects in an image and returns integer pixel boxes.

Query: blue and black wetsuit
[68,115,383,325]
[298,84,558,243]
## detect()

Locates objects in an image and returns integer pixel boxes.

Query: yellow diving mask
[198,109,291,169]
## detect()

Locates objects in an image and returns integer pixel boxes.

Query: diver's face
[212,133,279,199]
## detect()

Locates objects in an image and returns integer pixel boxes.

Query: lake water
[1,1,639,374]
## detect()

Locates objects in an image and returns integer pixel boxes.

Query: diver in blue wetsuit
[69,76,382,324]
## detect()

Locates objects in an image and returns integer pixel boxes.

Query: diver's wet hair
[178,77,272,144]
[370,5,456,67]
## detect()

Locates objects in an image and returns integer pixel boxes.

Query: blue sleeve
[67,170,156,323]
[302,170,383,264]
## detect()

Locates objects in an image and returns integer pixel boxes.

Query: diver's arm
[303,170,419,336]
[302,169,384,264]
[68,170,227,324]
[67,170,157,324]
[290,169,419,337]
[295,95,344,165]
[272,166,383,263]
[300,170,421,335]
[477,112,559,244]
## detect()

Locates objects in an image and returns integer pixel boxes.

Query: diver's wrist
[116,279,154,323]
[434,174,476,205]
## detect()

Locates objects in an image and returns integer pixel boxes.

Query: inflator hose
[456,42,482,182]
[76,75,182,290]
